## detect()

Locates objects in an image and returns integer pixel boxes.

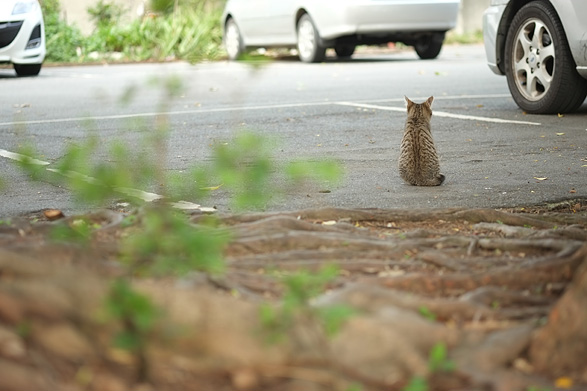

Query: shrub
[42,0,225,63]
[41,0,85,62]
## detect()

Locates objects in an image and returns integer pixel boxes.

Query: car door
[227,0,267,45]
[264,0,297,45]
[229,0,296,46]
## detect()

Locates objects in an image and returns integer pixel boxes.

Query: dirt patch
[0,200,586,391]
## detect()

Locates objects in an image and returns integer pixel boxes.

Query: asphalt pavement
[1,44,586,217]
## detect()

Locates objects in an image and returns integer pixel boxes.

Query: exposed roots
[1,203,586,391]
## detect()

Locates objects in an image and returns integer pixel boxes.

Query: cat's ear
[426,96,434,107]
[405,96,414,110]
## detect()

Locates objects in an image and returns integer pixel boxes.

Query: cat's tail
[415,174,445,186]
[437,174,446,186]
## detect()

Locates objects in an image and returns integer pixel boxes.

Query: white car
[0,0,46,77]
[483,0,587,113]
[222,0,461,63]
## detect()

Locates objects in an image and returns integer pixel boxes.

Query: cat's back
[398,96,444,186]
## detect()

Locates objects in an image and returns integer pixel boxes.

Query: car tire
[414,33,445,60]
[334,43,355,59]
[297,14,326,63]
[14,63,42,77]
[224,18,245,61]
[504,1,587,114]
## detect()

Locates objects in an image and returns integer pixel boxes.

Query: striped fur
[398,96,445,186]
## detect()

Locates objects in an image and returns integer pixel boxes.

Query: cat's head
[405,96,434,117]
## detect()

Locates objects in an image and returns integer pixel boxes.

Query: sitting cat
[399,96,445,186]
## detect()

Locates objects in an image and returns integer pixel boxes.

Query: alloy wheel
[511,18,555,102]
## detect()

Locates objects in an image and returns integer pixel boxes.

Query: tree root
[208,207,562,229]
[474,222,587,241]
[2,204,586,391]
[363,244,585,296]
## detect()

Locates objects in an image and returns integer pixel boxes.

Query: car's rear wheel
[224,18,244,61]
[297,14,326,63]
[414,33,445,60]
[334,43,355,59]
[14,63,41,77]
[504,1,587,114]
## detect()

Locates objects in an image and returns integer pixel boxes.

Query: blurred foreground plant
[121,209,229,276]
[401,342,456,391]
[11,72,343,382]
[104,278,160,381]
[260,265,354,344]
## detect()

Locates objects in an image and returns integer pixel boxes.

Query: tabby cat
[398,96,445,186]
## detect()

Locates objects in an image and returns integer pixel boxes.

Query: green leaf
[418,306,437,321]
[113,331,142,351]
[428,342,455,372]
[402,376,428,391]
[318,305,355,336]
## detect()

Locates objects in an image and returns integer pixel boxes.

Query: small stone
[231,368,259,390]
[91,373,128,391]
[34,324,93,361]
[0,293,24,324]
[0,358,48,391]
[0,325,26,359]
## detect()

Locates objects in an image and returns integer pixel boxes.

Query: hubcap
[512,18,555,101]
[297,18,316,60]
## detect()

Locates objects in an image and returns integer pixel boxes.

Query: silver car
[483,0,587,114]
[222,0,460,63]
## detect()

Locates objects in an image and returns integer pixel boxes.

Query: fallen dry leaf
[555,377,573,389]
[200,184,223,191]
[43,209,65,221]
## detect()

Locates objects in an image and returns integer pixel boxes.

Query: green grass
[42,0,226,64]
[445,30,484,45]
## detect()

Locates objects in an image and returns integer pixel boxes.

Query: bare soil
[0,199,586,391]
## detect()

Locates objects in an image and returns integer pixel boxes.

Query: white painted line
[360,94,513,104]
[335,101,542,126]
[0,94,530,127]
[0,148,206,211]
[0,101,334,127]
[0,149,50,165]
[114,186,163,202]
[432,110,541,126]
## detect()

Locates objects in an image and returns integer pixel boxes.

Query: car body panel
[552,0,587,78]
[483,0,587,79]
[0,0,46,66]
[482,2,506,75]
[222,0,460,48]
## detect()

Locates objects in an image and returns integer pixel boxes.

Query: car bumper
[482,3,507,76]
[314,0,460,39]
[0,12,46,65]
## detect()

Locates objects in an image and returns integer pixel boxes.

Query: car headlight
[12,1,38,15]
